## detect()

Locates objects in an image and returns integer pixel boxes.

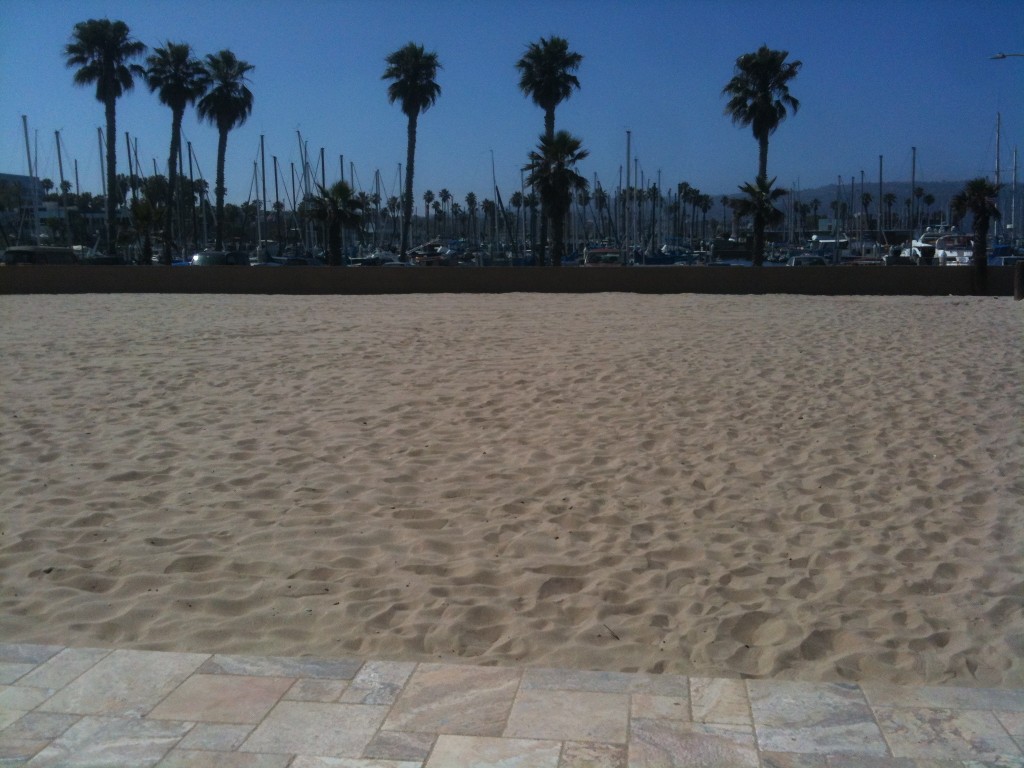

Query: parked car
[1,245,78,265]
[786,255,828,266]
[190,250,250,266]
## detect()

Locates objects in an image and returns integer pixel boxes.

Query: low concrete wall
[0,265,1016,296]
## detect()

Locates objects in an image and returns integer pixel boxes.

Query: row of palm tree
[64,19,254,260]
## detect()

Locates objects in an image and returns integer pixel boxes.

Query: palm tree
[516,36,582,266]
[722,45,802,183]
[309,180,363,265]
[733,177,788,266]
[196,49,254,251]
[438,188,451,237]
[64,18,146,253]
[951,178,1002,294]
[383,42,441,259]
[422,189,435,239]
[883,193,897,229]
[722,45,801,264]
[524,130,589,266]
[465,192,478,244]
[145,41,209,263]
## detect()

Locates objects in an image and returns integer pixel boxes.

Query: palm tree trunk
[105,96,118,255]
[401,113,418,258]
[757,136,769,183]
[164,109,183,265]
[215,127,228,250]
[974,214,989,295]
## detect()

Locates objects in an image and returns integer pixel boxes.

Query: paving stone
[863,685,1024,713]
[558,741,627,768]
[149,674,293,724]
[690,677,750,725]
[200,654,361,680]
[505,689,629,743]
[748,680,888,756]
[874,706,1023,761]
[284,678,349,702]
[291,757,423,767]
[383,664,520,737]
[156,751,292,768]
[425,734,561,767]
[175,723,254,751]
[240,701,389,758]
[361,729,435,761]
[16,648,111,691]
[0,647,63,666]
[628,718,759,767]
[38,650,207,718]
[340,661,416,706]
[0,687,51,712]
[25,715,192,767]
[631,693,689,721]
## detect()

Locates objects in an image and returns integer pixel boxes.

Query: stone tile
[149,674,293,724]
[361,730,435,761]
[240,701,389,758]
[864,685,1024,714]
[0,664,37,685]
[17,648,111,691]
[0,647,63,666]
[628,718,759,767]
[0,712,77,742]
[827,757,954,767]
[505,688,629,743]
[759,753,829,768]
[690,677,751,725]
[0,687,51,712]
[748,680,888,756]
[25,715,192,767]
[156,752,292,767]
[520,668,628,694]
[0,708,24,731]
[285,678,349,702]
[626,673,691,698]
[383,664,520,736]
[37,650,206,718]
[875,706,1023,760]
[200,654,361,680]
[291,758,423,767]
[998,711,1024,744]
[0,712,78,764]
[631,693,689,721]
[340,661,416,706]
[175,723,254,751]
[425,734,561,767]
[559,741,627,768]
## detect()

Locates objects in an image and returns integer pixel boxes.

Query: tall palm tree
[64,18,146,253]
[951,177,1001,294]
[465,192,478,244]
[883,193,896,229]
[309,180,363,265]
[722,44,801,264]
[145,41,209,263]
[422,189,435,239]
[733,177,788,266]
[516,36,582,265]
[524,130,589,266]
[722,45,801,183]
[383,42,441,259]
[438,188,451,237]
[197,49,254,250]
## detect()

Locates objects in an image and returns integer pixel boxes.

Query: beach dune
[1,293,1021,686]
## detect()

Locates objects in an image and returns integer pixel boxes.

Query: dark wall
[0,265,1016,296]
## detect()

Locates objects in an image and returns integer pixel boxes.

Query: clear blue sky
[2,0,1022,210]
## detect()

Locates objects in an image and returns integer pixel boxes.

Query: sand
[1,293,1022,686]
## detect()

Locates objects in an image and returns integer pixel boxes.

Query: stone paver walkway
[1,643,1022,766]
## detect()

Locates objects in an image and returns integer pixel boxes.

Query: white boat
[933,233,973,266]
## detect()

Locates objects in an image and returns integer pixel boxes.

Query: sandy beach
[1,293,1021,687]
